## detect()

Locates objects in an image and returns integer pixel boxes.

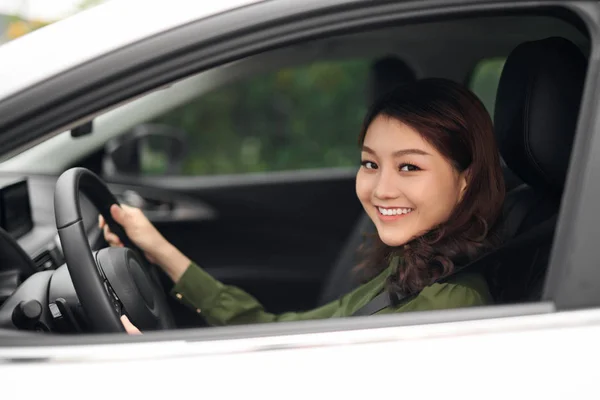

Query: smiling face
[356,114,468,247]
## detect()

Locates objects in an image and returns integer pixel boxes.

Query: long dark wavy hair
[355,78,506,297]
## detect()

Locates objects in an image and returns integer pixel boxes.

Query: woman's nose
[373,169,400,200]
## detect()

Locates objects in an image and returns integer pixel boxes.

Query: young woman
[100,78,505,334]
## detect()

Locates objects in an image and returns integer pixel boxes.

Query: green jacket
[170,259,492,326]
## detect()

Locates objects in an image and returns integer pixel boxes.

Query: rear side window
[146,60,370,176]
[468,57,506,117]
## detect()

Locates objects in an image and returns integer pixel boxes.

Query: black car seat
[316,37,586,307]
[367,55,417,104]
[495,37,586,237]
[487,36,587,303]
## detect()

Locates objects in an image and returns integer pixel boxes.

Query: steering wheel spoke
[94,255,124,316]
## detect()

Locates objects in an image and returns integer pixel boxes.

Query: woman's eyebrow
[361,146,376,155]
[362,146,431,157]
[393,148,431,157]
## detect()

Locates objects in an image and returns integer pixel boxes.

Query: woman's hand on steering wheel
[99,203,192,284]
[98,204,167,264]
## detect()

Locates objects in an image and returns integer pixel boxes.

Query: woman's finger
[107,234,123,247]
[103,224,116,240]
[103,225,122,247]
[106,233,122,246]
[98,214,105,229]
[102,224,111,240]
[120,315,142,335]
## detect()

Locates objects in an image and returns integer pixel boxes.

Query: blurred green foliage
[149,57,505,176]
[150,60,371,176]
[469,57,507,117]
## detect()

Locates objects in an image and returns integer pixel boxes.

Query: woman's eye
[399,163,420,172]
[361,161,378,170]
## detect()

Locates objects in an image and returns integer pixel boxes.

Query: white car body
[3,307,600,399]
[0,0,261,102]
[0,1,598,399]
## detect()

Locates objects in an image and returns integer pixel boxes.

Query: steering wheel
[53,167,176,333]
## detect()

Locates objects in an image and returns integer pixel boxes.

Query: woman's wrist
[152,241,191,283]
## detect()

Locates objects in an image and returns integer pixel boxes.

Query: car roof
[0,0,261,103]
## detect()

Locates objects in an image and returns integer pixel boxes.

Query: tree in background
[1,0,107,42]
[4,16,46,40]
[150,60,370,176]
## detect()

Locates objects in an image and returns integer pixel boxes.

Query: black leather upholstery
[495,37,586,239]
[318,214,374,305]
[495,37,586,197]
[367,56,417,104]
[489,37,587,303]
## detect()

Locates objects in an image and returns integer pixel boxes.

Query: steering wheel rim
[54,167,175,333]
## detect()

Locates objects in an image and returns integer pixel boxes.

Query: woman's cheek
[355,171,374,203]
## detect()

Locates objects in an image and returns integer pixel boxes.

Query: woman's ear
[458,168,470,201]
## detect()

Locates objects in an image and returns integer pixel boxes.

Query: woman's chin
[378,233,410,248]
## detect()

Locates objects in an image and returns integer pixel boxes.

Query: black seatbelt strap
[351,214,558,317]
[352,291,393,316]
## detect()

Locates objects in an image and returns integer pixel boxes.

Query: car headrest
[494,37,587,196]
[368,56,416,104]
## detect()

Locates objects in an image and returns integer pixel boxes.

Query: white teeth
[378,207,413,216]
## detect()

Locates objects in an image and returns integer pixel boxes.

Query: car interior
[0,9,591,334]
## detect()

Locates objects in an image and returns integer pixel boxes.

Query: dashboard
[0,173,106,332]
[0,179,34,239]
[4,174,103,273]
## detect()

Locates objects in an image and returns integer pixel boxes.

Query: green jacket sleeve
[170,262,492,326]
[170,262,343,326]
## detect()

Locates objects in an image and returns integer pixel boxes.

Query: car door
[3,2,600,396]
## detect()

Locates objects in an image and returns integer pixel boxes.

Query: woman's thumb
[109,204,125,224]
[121,315,142,335]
